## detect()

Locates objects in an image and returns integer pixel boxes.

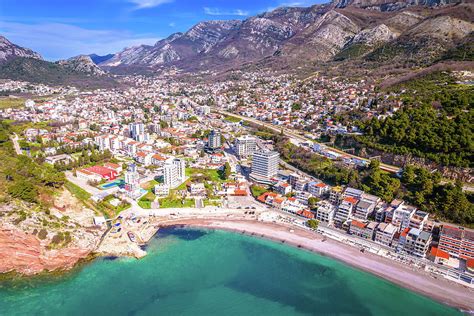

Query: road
[65,171,111,196]
[11,133,22,155]
[215,109,401,174]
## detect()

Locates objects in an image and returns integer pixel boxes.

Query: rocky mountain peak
[0,35,43,62]
[57,55,106,76]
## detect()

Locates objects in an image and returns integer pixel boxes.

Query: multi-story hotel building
[439,225,474,260]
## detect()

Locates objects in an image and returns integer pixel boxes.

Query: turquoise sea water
[0,228,462,316]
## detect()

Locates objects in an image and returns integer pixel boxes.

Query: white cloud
[0,21,160,60]
[128,0,174,10]
[203,7,249,16]
[169,22,176,27]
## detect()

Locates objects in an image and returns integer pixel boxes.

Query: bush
[37,229,48,240]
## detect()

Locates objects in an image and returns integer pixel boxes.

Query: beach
[157,217,474,312]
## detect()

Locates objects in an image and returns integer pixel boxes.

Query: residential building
[398,228,432,258]
[234,135,256,157]
[334,196,358,226]
[163,158,186,189]
[308,181,329,197]
[343,187,363,199]
[392,203,416,232]
[349,220,367,238]
[329,186,343,205]
[153,184,169,196]
[414,231,432,258]
[353,199,376,220]
[409,210,429,230]
[129,122,145,141]
[250,150,279,181]
[315,201,336,224]
[375,223,398,247]
[439,225,474,260]
[206,130,222,152]
[124,163,140,195]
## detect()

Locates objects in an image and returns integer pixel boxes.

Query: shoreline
[1,216,473,312]
[156,218,474,312]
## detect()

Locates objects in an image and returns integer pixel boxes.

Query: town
[1,75,473,291]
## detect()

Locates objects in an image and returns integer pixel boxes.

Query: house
[188,183,206,195]
[93,216,107,226]
[297,210,315,219]
[104,162,122,173]
[154,184,169,196]
[44,154,73,165]
[151,153,167,166]
[308,181,329,197]
[274,181,291,195]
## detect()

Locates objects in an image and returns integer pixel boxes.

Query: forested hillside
[358,72,473,167]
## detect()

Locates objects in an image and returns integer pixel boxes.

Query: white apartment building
[392,203,416,232]
[315,201,336,224]
[334,197,358,226]
[375,223,398,247]
[250,150,279,180]
[163,158,186,189]
[234,135,257,157]
[409,210,429,231]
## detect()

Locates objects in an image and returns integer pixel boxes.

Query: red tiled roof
[400,227,410,238]
[351,220,366,229]
[344,196,358,204]
[233,189,247,196]
[467,258,474,268]
[300,210,314,219]
[430,247,450,260]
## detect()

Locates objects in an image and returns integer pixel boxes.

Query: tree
[224,162,231,180]
[308,197,320,210]
[307,219,319,229]
[8,180,37,203]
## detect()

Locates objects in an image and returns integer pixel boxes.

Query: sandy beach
[157,218,474,312]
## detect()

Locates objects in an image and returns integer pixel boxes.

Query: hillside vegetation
[0,57,117,89]
[254,124,473,226]
[358,72,473,167]
[0,121,65,207]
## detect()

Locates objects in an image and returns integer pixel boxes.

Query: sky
[0,0,322,61]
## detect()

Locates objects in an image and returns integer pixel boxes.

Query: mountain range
[0,0,472,85]
[0,36,116,88]
[95,0,473,74]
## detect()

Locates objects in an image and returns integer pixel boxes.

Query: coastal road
[214,109,401,174]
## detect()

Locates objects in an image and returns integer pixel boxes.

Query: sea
[0,227,462,315]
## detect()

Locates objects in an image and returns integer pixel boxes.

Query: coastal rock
[0,226,92,275]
